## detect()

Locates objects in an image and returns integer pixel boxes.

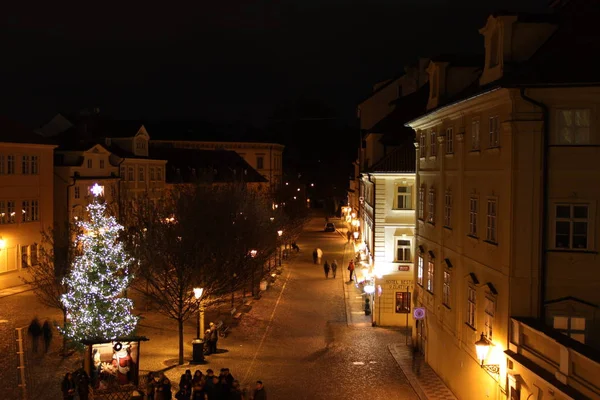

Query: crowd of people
[147,368,266,400]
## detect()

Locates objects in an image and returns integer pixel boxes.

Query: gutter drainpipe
[519,87,549,321]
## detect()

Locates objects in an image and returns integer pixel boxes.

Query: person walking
[316,248,323,264]
[348,260,355,282]
[77,370,90,400]
[323,261,330,279]
[28,317,42,354]
[331,260,338,278]
[312,249,318,264]
[346,230,352,243]
[42,320,53,353]
[209,323,218,354]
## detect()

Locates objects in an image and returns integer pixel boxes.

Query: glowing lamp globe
[193,287,204,300]
[277,230,283,237]
[364,285,375,294]
[475,332,491,363]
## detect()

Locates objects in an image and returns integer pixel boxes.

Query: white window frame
[446,127,454,154]
[489,116,500,147]
[22,200,30,222]
[31,200,39,221]
[395,185,412,210]
[556,109,591,145]
[430,131,437,156]
[417,254,424,286]
[31,155,38,175]
[443,269,451,307]
[396,239,411,262]
[554,203,590,250]
[444,191,452,228]
[484,296,496,340]
[7,155,15,174]
[427,188,435,224]
[7,200,16,223]
[467,286,476,328]
[418,186,425,220]
[486,198,497,243]
[471,119,480,150]
[427,259,435,293]
[469,197,479,237]
[419,133,426,157]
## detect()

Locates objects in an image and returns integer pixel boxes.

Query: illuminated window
[396,239,411,262]
[557,109,590,145]
[427,259,434,293]
[21,245,29,268]
[427,188,435,224]
[417,254,424,286]
[7,200,15,224]
[395,292,411,314]
[419,133,426,157]
[22,200,31,222]
[395,186,412,210]
[0,201,6,224]
[554,204,589,250]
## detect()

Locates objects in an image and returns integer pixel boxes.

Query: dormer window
[136,138,146,150]
[489,30,500,68]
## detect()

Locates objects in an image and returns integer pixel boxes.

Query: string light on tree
[60,184,138,343]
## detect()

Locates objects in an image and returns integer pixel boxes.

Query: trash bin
[260,280,268,291]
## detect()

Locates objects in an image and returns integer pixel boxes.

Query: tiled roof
[149,147,267,184]
[0,117,55,146]
[367,143,416,174]
[370,82,430,135]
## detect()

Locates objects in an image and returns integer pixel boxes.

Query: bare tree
[21,222,81,354]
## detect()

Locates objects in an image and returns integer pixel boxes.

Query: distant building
[354,61,429,327]
[0,118,56,289]
[405,1,600,398]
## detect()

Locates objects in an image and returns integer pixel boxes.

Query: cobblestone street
[0,217,421,399]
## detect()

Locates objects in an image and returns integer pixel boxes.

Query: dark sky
[1,0,549,127]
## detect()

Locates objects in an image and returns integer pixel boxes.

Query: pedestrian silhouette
[323,261,330,279]
[331,260,338,278]
[42,320,53,353]
[27,317,42,354]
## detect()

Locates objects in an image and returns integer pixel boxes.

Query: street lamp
[277,230,283,266]
[249,249,257,296]
[191,287,205,364]
[353,231,359,240]
[474,333,499,375]
[0,237,5,250]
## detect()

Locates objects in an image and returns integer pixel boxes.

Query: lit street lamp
[277,230,283,266]
[191,287,205,364]
[250,249,257,296]
[474,332,499,375]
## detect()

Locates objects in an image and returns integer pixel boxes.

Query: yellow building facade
[406,7,600,399]
[0,121,56,289]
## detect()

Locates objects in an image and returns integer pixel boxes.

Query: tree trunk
[178,318,184,365]
[62,309,68,357]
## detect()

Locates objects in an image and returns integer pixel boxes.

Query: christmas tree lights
[61,193,138,342]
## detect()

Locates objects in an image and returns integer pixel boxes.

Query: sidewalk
[337,218,457,400]
[0,283,33,299]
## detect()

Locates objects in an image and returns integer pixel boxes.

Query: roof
[366,143,416,174]
[506,0,600,85]
[143,120,274,143]
[429,54,484,67]
[149,148,268,184]
[0,117,55,146]
[371,82,430,134]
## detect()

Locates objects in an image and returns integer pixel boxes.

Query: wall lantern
[0,236,5,249]
[474,332,500,375]
[353,231,359,239]
[277,230,283,237]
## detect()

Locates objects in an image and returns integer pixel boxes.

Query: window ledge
[468,149,481,154]
[392,208,415,211]
[485,146,501,154]
[427,221,435,227]
[443,226,452,231]
[426,290,434,296]
[444,153,455,158]
[443,304,451,310]
[483,240,498,247]
[548,249,598,254]
[419,157,426,160]
[467,234,479,242]
[465,323,476,331]
[428,156,437,161]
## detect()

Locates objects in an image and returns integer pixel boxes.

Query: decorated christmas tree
[61,184,139,342]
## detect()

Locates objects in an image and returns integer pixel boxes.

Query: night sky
[2,0,549,127]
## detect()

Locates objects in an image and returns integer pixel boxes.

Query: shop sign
[398,265,410,271]
[385,279,413,290]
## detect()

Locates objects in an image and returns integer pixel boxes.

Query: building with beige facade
[405,2,600,398]
[354,61,429,327]
[0,118,56,290]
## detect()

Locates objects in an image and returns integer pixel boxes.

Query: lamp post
[250,249,257,296]
[191,287,205,364]
[277,230,283,266]
[231,273,237,307]
[474,332,499,375]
